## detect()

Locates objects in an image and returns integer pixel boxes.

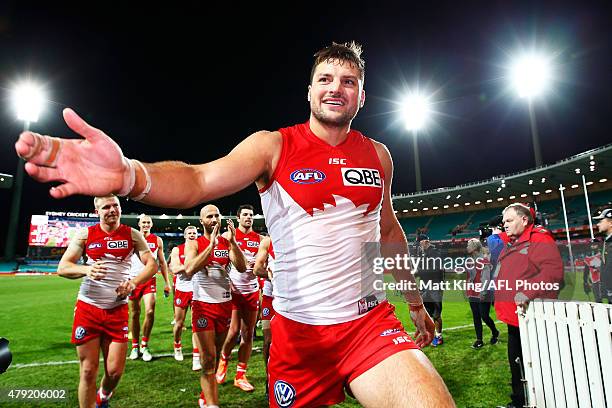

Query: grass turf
[0,273,587,407]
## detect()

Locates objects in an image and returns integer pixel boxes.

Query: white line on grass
[10,320,503,370]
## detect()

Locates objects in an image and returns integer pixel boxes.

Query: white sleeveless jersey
[191,236,232,303]
[260,122,386,324]
[78,224,134,309]
[174,243,193,292]
[128,233,158,278]
[228,229,260,294]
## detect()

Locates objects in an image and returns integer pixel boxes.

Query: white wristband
[132,160,152,201]
[118,157,135,197]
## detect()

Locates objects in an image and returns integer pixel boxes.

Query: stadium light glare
[486,199,493,203]
[541,178,546,183]
[423,208,429,211]
[589,161,595,165]
[433,206,439,210]
[453,204,459,208]
[545,189,552,193]
[533,191,540,195]
[510,53,552,99]
[465,202,470,206]
[12,82,45,123]
[571,184,579,189]
[600,178,608,183]
[528,179,533,185]
[445,195,451,200]
[497,197,504,202]
[520,193,528,198]
[474,201,481,205]
[402,92,432,131]
[402,209,409,213]
[510,195,516,199]
[585,181,594,186]
[412,209,418,212]
[443,205,449,209]
[456,194,461,198]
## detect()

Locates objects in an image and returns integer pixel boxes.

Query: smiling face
[138,216,153,234]
[308,59,365,128]
[184,226,198,241]
[95,196,121,227]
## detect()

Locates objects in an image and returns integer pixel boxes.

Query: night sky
[1,1,610,255]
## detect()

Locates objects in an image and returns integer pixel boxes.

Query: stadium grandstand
[8,144,611,276]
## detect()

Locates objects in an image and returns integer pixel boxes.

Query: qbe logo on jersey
[214,250,229,258]
[341,168,382,188]
[107,240,129,249]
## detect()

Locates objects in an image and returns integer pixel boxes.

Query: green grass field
[0,274,586,407]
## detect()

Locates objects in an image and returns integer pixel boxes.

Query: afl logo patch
[290,169,326,184]
[274,380,296,407]
[341,168,382,187]
[262,307,270,317]
[74,326,86,340]
[196,318,208,329]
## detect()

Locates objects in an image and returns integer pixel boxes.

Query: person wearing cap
[494,203,564,408]
[486,215,510,274]
[594,208,612,303]
[416,234,445,346]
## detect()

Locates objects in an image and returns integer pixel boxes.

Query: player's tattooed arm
[58,228,102,279]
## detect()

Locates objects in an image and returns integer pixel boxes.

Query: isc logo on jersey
[290,168,326,184]
[147,242,156,249]
[214,249,229,258]
[341,168,382,188]
[107,240,129,249]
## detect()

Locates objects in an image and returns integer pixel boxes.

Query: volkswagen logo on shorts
[274,380,296,407]
[262,307,270,317]
[74,326,86,340]
[290,169,326,184]
[196,318,208,329]
[176,298,182,305]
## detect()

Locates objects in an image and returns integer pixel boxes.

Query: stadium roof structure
[0,173,13,189]
[392,143,612,216]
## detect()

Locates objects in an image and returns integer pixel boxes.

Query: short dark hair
[237,204,254,217]
[310,41,365,83]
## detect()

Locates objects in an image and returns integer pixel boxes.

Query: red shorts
[231,291,259,312]
[173,289,193,309]
[261,295,275,321]
[192,300,232,333]
[268,301,418,408]
[71,300,129,345]
[129,277,156,300]
[258,277,266,290]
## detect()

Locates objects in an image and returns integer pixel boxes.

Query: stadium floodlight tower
[509,52,552,168]
[402,91,432,192]
[4,82,45,261]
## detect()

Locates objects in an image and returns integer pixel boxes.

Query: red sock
[174,342,181,349]
[141,337,149,347]
[131,341,138,349]
[236,362,247,379]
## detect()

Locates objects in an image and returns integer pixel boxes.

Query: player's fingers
[49,182,80,199]
[63,108,105,143]
[24,162,63,183]
[16,132,63,166]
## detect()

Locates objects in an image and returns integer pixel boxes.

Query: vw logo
[74,326,86,340]
[274,380,296,407]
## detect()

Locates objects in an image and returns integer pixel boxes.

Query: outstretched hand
[14,108,131,198]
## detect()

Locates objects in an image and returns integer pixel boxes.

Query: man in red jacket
[494,203,563,408]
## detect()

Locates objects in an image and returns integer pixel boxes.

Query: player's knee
[106,366,124,381]
[201,354,216,371]
[240,327,253,343]
[79,364,98,383]
[145,309,155,321]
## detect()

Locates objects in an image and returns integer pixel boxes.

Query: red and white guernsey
[262,241,275,297]
[229,229,260,294]
[174,243,193,292]
[192,235,232,303]
[129,233,158,278]
[259,122,386,324]
[585,254,602,283]
[78,224,134,309]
